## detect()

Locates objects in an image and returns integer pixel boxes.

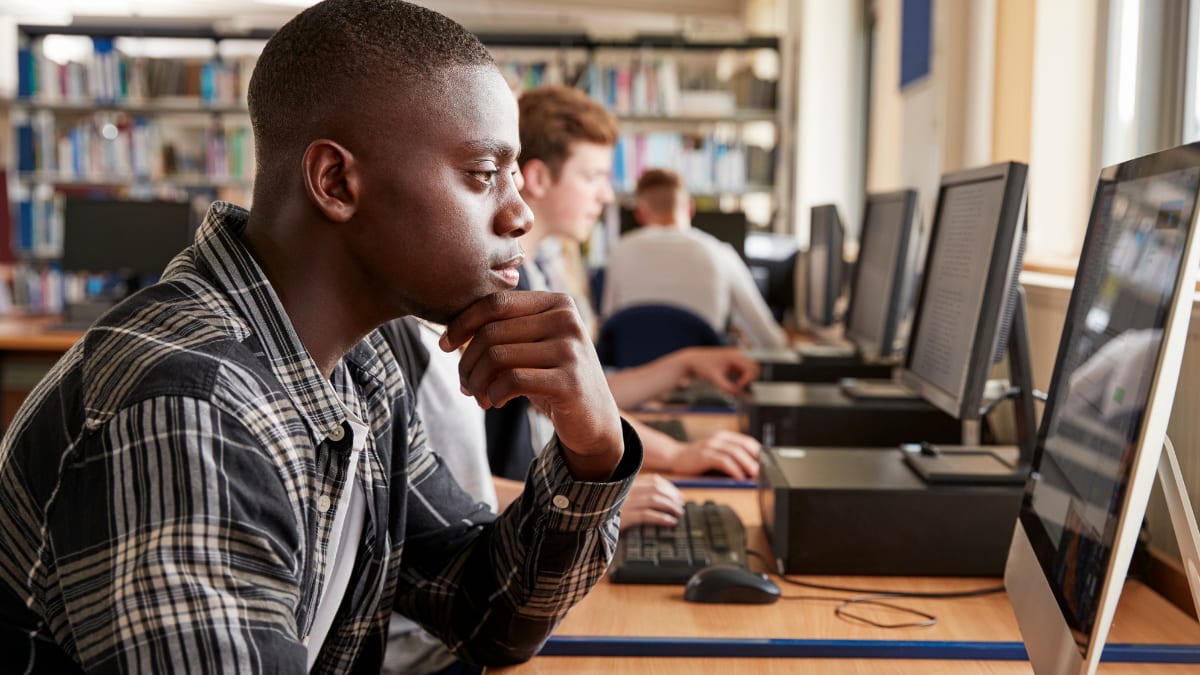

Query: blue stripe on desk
[540,637,1200,663]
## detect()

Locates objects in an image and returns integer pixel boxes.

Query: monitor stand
[902,441,1026,485]
[1158,435,1200,619]
[900,287,1038,485]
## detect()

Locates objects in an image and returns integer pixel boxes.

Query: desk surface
[493,412,1200,674]
[0,315,81,352]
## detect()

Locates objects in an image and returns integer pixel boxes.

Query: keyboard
[661,381,738,410]
[609,500,748,584]
[641,417,689,441]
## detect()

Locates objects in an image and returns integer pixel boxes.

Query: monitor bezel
[806,203,844,328]
[898,162,1028,421]
[843,189,919,361]
[1005,143,1200,675]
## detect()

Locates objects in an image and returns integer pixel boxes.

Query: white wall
[1026,0,1103,266]
[791,0,866,246]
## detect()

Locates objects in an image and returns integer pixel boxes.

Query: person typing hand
[667,430,762,480]
[617,474,686,528]
[607,346,761,410]
[673,346,760,396]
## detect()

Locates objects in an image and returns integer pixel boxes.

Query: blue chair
[595,304,724,368]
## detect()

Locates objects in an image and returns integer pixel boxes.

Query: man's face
[345,65,532,324]
[535,142,615,244]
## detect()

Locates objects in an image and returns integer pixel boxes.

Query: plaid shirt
[0,202,640,674]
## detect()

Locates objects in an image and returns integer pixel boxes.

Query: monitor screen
[693,211,748,259]
[843,190,919,360]
[806,204,844,327]
[899,163,1027,420]
[1008,151,1200,673]
[62,198,193,279]
[745,232,799,322]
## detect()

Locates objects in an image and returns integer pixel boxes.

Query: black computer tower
[757,447,1022,576]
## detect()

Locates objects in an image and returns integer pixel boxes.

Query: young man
[604,168,789,349]
[0,2,640,673]
[499,85,763,482]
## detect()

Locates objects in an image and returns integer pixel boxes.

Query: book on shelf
[17,36,250,107]
[13,112,252,186]
[612,131,749,195]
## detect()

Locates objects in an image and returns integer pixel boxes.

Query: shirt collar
[178,201,356,441]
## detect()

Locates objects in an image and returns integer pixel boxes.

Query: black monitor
[898,162,1028,422]
[62,197,193,285]
[843,189,922,361]
[692,211,748,259]
[744,232,799,322]
[805,204,845,327]
[618,206,748,260]
[1006,144,1200,674]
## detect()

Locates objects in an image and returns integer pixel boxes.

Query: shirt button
[301,635,310,647]
[552,495,570,509]
[317,495,332,513]
[328,424,345,442]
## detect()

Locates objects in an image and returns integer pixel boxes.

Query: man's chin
[411,291,495,327]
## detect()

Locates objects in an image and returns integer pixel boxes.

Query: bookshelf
[487,32,782,223]
[3,26,784,314]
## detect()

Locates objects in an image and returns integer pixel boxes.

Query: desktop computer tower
[745,381,961,447]
[757,447,1022,576]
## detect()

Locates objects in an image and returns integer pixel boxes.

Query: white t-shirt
[601,225,788,349]
[307,413,369,671]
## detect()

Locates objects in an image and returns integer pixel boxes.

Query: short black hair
[248,0,493,168]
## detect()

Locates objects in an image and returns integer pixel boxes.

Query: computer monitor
[1005,144,1200,675]
[618,206,748,260]
[745,232,799,322]
[692,211,749,259]
[805,204,845,327]
[843,189,922,361]
[62,197,193,286]
[898,162,1028,422]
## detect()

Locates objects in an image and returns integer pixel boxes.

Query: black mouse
[683,564,781,604]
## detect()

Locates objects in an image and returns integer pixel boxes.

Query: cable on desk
[747,550,1005,629]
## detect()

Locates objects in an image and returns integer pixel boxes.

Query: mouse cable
[748,551,1002,629]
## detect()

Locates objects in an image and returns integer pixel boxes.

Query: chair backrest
[595,303,724,368]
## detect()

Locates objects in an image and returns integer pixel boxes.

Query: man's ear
[520,159,553,200]
[633,205,649,226]
[302,139,359,223]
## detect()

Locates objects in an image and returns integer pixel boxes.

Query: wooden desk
[491,444,1200,673]
[0,316,81,428]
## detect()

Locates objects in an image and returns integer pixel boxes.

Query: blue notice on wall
[900,0,932,88]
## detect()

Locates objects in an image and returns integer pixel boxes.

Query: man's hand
[443,291,624,480]
[674,346,759,396]
[669,430,761,479]
[617,474,685,528]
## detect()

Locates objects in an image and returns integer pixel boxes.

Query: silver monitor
[1005,143,1200,675]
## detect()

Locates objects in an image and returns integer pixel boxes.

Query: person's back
[604,225,731,330]
[602,168,787,349]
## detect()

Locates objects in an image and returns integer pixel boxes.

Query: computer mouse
[683,564,781,604]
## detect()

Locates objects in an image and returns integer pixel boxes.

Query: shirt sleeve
[43,396,307,674]
[723,245,789,348]
[393,414,642,666]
